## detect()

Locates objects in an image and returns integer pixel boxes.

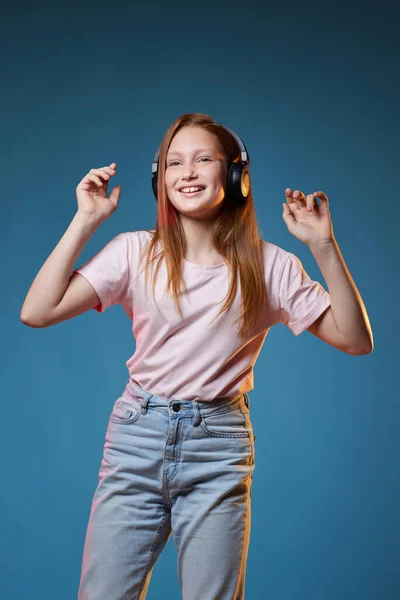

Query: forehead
[167,127,221,156]
[166,146,216,157]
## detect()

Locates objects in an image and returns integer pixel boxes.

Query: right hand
[76,162,121,221]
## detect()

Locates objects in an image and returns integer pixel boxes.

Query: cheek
[164,174,174,190]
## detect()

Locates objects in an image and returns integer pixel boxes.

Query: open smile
[179,188,206,197]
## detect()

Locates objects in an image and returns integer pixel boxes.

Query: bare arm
[21,162,121,327]
[20,212,102,327]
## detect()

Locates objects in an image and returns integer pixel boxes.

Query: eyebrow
[166,148,215,158]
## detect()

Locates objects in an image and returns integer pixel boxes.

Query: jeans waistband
[123,378,250,427]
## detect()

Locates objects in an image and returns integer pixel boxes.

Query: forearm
[309,237,374,353]
[21,211,101,323]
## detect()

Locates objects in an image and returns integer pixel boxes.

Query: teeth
[180,187,203,193]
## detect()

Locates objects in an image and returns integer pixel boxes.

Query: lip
[178,185,206,192]
[179,189,205,197]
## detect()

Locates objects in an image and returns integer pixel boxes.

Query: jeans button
[172,403,180,412]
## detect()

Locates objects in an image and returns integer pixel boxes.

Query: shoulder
[117,229,155,247]
[259,237,292,272]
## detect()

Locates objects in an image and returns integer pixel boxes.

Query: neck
[179,215,223,263]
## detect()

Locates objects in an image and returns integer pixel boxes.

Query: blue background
[2,0,398,598]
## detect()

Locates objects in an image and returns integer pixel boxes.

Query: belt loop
[141,394,151,415]
[192,400,201,427]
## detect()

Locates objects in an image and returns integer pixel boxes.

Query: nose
[182,164,197,180]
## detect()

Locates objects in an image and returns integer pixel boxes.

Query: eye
[168,157,211,167]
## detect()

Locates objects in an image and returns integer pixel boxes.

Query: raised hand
[282,188,335,247]
[76,162,121,222]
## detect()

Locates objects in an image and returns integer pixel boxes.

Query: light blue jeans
[78,378,256,600]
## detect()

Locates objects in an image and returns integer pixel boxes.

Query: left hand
[282,188,335,247]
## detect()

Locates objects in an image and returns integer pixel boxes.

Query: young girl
[21,113,373,600]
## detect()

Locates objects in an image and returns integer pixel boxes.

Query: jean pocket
[200,406,250,438]
[109,393,142,425]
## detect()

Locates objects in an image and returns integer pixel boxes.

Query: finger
[102,165,116,175]
[293,190,318,211]
[292,190,304,207]
[313,191,328,202]
[285,188,296,204]
[282,202,295,223]
[86,174,103,187]
[313,191,329,213]
[90,168,112,180]
[81,171,104,186]
[109,185,122,206]
[292,189,306,211]
[306,193,316,211]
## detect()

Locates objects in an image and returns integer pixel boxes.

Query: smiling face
[165,126,229,221]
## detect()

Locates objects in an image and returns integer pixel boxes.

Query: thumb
[109,185,122,208]
[282,203,294,223]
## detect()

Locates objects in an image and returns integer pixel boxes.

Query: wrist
[308,237,337,255]
[74,210,104,231]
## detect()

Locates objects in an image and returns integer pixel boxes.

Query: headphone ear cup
[226,163,251,204]
[152,175,158,202]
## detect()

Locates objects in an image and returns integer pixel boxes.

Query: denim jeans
[78,378,256,600]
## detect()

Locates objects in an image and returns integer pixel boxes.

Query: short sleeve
[72,232,130,313]
[278,252,331,336]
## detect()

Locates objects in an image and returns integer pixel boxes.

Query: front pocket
[200,407,250,438]
[109,395,142,425]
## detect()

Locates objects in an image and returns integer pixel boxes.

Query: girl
[21,113,373,600]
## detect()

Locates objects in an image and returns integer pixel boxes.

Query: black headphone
[151,125,251,206]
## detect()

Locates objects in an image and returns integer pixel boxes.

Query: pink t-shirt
[73,230,331,401]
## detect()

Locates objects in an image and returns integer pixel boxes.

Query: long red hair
[138,112,267,340]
